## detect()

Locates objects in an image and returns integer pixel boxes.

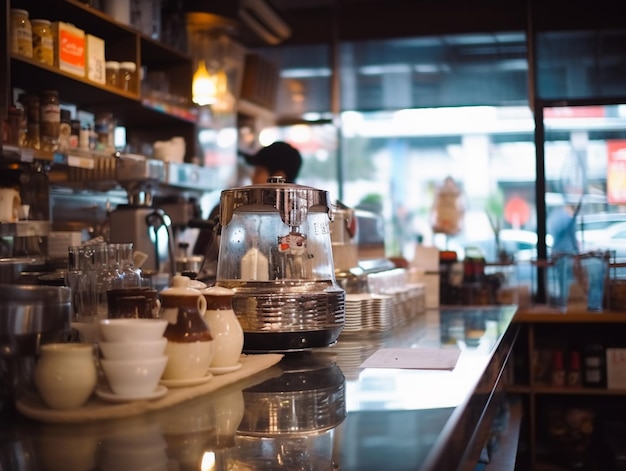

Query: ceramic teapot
[159,275,213,381]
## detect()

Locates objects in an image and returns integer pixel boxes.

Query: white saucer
[95,385,168,403]
[207,363,242,375]
[159,373,213,388]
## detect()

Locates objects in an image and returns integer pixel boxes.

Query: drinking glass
[66,242,108,342]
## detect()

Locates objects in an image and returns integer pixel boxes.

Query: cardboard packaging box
[606,348,626,389]
[411,245,440,308]
[53,22,85,77]
[85,34,105,84]
[47,231,83,258]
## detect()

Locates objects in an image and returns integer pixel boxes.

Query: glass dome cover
[216,177,335,282]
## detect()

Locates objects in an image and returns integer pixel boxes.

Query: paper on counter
[360,347,460,370]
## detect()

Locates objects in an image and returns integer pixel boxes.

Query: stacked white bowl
[97,319,169,399]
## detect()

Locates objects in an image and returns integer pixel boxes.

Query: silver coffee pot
[215,177,345,352]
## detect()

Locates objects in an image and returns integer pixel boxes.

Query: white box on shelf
[86,34,106,84]
[606,348,626,389]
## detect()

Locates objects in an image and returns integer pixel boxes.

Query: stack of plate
[344,293,370,332]
[364,294,394,331]
[341,283,425,336]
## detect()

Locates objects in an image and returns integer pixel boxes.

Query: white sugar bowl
[34,343,97,410]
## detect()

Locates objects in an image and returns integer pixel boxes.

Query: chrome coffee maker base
[217,280,346,353]
[242,328,343,353]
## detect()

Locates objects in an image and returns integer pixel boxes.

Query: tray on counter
[16,353,283,424]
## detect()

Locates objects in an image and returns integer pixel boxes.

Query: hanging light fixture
[186,12,235,108]
[192,59,217,106]
[184,1,291,110]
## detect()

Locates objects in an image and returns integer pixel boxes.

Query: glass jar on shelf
[105,61,120,88]
[119,62,137,92]
[10,9,32,58]
[31,18,54,66]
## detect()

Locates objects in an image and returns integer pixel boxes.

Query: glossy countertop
[0,305,517,471]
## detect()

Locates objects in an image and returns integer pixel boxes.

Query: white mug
[0,188,20,223]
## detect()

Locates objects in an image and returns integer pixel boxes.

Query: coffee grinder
[108,157,175,287]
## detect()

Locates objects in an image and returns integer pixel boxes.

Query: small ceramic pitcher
[159,275,213,380]
[201,286,243,368]
[33,343,97,410]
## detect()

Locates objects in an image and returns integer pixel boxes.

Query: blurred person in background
[547,201,580,306]
[192,142,303,281]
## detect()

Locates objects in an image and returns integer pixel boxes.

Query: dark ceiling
[246,0,524,47]
[252,0,626,47]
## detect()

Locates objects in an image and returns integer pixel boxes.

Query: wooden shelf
[531,386,626,395]
[11,54,139,103]
[515,306,626,323]
[6,0,198,160]
[510,311,626,469]
[11,56,196,129]
[505,385,531,394]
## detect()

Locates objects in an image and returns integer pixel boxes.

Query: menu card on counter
[360,348,460,370]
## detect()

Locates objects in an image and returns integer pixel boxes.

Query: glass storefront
[249,27,626,299]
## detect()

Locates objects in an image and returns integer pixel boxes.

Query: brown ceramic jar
[159,276,213,380]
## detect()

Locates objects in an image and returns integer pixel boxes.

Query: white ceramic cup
[99,337,167,360]
[100,356,167,396]
[98,318,168,342]
[0,188,20,223]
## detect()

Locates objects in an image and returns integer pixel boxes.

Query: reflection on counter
[233,354,346,470]
[0,354,346,471]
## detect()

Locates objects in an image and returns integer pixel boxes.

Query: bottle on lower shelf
[583,342,606,389]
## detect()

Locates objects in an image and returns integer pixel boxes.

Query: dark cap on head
[244,141,302,182]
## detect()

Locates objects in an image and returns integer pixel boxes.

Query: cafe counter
[0,305,518,471]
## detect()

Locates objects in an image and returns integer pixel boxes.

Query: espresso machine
[108,157,175,287]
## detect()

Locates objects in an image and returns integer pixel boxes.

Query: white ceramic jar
[33,343,97,410]
[201,285,243,368]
